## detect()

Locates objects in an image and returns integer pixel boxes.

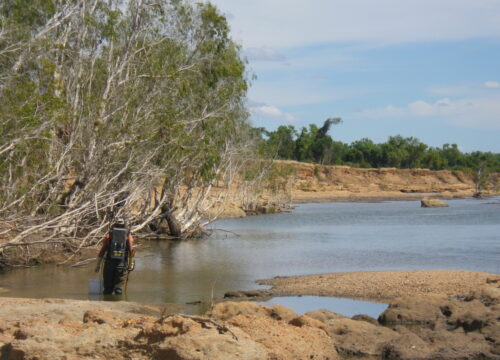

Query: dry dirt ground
[1,270,499,360]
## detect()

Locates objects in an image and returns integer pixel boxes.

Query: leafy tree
[294,125,316,162]
[326,141,350,165]
[293,118,342,163]
[265,125,298,159]
[348,138,382,168]
[311,118,341,164]
[422,148,446,170]
[403,137,427,168]
[258,125,499,174]
[441,144,463,168]
[0,0,260,263]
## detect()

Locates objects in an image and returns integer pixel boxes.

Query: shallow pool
[258,296,388,318]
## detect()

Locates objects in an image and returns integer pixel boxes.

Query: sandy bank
[257,270,500,302]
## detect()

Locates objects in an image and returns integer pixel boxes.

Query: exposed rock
[130,315,270,360]
[288,315,329,335]
[223,289,272,299]
[473,191,484,199]
[380,330,432,360]
[378,295,448,327]
[228,314,339,360]
[83,309,120,325]
[304,309,347,323]
[224,290,245,298]
[266,305,297,322]
[376,288,500,359]
[0,300,339,360]
[130,303,339,360]
[470,285,500,306]
[381,327,495,360]
[208,301,297,323]
[421,197,449,207]
[351,314,379,325]
[326,317,399,357]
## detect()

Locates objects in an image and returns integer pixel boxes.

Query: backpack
[109,227,128,261]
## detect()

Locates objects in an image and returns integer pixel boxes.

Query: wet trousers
[103,260,127,295]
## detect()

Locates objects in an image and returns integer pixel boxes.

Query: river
[1,197,499,312]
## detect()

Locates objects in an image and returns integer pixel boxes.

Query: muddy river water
[1,197,499,315]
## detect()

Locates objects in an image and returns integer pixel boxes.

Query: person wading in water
[95,218,135,295]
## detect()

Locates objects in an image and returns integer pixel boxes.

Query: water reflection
[258,296,388,319]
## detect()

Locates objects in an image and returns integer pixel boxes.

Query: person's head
[113,217,126,228]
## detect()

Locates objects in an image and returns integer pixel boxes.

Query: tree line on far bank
[258,119,500,174]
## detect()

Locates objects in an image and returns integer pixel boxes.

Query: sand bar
[258,270,500,302]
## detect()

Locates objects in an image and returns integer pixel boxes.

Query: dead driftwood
[69,258,96,268]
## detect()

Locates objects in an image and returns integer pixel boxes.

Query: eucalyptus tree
[0,0,257,265]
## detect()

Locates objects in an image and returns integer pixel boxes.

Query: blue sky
[208,0,500,152]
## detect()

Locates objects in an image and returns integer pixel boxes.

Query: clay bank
[213,161,500,219]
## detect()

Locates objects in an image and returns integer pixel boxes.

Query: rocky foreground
[0,270,499,359]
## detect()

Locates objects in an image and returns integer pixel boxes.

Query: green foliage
[260,123,500,174]
[313,166,320,178]
[264,125,298,160]
[0,0,255,234]
[265,163,295,193]
[0,0,56,28]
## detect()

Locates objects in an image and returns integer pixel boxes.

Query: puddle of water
[257,296,387,319]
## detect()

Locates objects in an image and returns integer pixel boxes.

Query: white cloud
[354,95,500,129]
[252,105,282,117]
[210,0,500,49]
[484,81,500,89]
[250,104,296,122]
[408,100,437,116]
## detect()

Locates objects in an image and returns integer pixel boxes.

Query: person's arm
[127,234,136,271]
[95,233,110,273]
[127,234,135,256]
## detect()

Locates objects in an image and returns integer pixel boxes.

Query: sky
[206,0,500,153]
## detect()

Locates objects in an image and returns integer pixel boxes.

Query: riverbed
[0,197,498,308]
